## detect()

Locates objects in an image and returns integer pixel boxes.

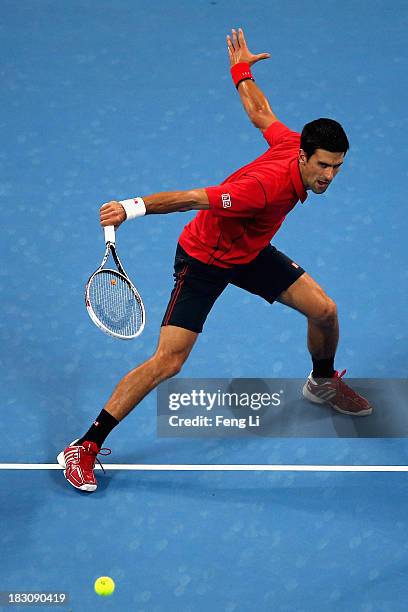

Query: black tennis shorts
[161,243,305,333]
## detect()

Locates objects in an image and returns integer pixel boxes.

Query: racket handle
[104,225,116,245]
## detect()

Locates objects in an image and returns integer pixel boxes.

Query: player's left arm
[227,28,278,132]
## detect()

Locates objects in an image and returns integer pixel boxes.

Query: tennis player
[58,29,372,491]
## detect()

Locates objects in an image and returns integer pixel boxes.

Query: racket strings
[88,270,143,337]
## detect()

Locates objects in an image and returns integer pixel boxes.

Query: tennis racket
[85,225,145,339]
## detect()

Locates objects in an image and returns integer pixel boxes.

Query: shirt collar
[290,159,308,203]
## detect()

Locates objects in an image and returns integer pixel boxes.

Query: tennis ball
[94,576,115,597]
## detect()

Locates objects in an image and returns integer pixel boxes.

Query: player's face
[299,149,345,194]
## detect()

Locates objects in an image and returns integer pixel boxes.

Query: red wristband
[230,62,254,88]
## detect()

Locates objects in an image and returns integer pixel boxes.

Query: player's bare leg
[277,272,339,359]
[57,325,198,491]
[103,325,198,421]
[278,273,372,416]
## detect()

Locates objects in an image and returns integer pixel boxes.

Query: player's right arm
[227,28,278,132]
[100,172,268,227]
[100,189,210,227]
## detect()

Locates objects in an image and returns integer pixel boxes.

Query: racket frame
[85,226,146,340]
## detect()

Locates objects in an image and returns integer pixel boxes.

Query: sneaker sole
[302,383,373,417]
[56,443,97,492]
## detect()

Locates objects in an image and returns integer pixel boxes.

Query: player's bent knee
[154,350,188,380]
[314,298,337,326]
[164,356,184,379]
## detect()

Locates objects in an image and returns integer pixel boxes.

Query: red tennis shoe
[302,369,373,416]
[57,440,111,492]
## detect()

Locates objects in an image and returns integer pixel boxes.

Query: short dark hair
[300,118,349,159]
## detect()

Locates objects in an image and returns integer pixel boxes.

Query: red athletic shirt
[178,120,308,267]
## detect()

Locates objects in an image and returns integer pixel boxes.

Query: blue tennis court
[1,1,407,610]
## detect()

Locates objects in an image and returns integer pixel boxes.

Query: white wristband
[119,197,146,220]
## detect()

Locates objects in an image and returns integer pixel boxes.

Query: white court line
[0,464,407,472]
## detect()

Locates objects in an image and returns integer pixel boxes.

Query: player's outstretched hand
[226,28,270,67]
[100,201,127,228]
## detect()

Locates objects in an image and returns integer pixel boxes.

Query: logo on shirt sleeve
[221,193,232,208]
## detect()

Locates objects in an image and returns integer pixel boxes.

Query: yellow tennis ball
[94,576,115,597]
